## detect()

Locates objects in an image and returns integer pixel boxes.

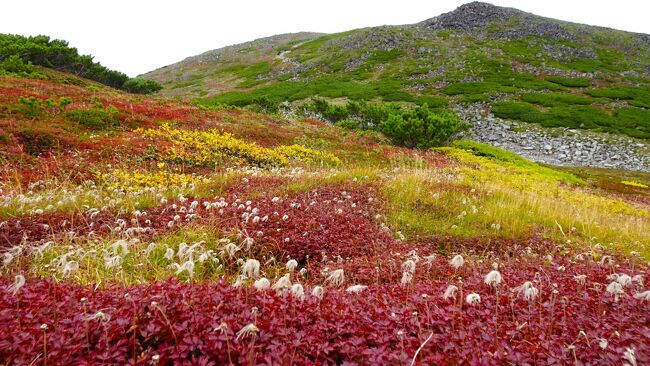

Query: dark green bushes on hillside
[195,76,447,109]
[380,104,468,149]
[521,92,592,107]
[310,99,466,148]
[0,34,162,94]
[65,109,120,130]
[492,101,650,139]
[310,98,401,129]
[16,96,72,119]
[0,54,37,76]
[585,86,650,108]
[122,78,163,94]
[0,34,129,88]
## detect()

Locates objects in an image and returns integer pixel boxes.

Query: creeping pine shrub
[121,78,163,94]
[310,98,401,129]
[17,96,42,119]
[0,54,36,76]
[335,119,360,130]
[16,96,73,119]
[250,96,280,114]
[379,104,468,149]
[65,109,119,130]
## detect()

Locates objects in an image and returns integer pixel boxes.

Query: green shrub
[65,109,119,130]
[0,54,35,75]
[122,78,163,94]
[58,97,72,111]
[585,86,650,108]
[493,101,650,138]
[521,92,592,107]
[612,107,650,139]
[335,119,360,130]
[414,95,448,108]
[17,96,42,119]
[250,96,280,114]
[492,101,543,122]
[379,104,468,149]
[0,34,129,89]
[310,99,401,129]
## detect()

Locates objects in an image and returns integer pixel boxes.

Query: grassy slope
[2,68,650,365]
[143,4,650,139]
[1,71,648,264]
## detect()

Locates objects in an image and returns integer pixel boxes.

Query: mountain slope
[144,32,323,98]
[1,39,650,364]
[142,2,650,144]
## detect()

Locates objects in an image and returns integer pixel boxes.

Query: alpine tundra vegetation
[0,1,649,364]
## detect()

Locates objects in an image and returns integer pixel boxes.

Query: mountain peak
[420,1,576,40]
[422,2,525,31]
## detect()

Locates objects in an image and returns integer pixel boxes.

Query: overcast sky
[3,0,649,77]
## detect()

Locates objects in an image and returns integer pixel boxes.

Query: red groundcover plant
[1,260,649,365]
[2,184,649,364]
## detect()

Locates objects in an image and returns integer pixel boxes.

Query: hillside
[0,33,162,93]
[1,59,650,363]
[143,2,650,171]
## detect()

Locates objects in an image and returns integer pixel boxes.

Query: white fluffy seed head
[400,271,413,287]
[235,323,259,341]
[606,282,624,298]
[574,274,587,285]
[449,255,464,269]
[272,274,292,293]
[311,286,324,300]
[623,347,636,366]
[290,284,305,301]
[401,259,416,274]
[241,259,260,278]
[442,284,458,301]
[523,286,539,301]
[617,274,632,287]
[286,259,298,271]
[223,243,240,258]
[465,293,481,306]
[175,260,195,279]
[164,247,174,260]
[346,285,367,293]
[253,278,270,291]
[62,261,79,276]
[326,269,345,287]
[484,270,502,287]
[599,338,608,350]
[8,274,25,296]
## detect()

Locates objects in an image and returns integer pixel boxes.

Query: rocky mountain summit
[420,1,572,40]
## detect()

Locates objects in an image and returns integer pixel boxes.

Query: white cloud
[1,0,648,76]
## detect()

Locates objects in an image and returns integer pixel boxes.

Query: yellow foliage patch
[139,125,339,168]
